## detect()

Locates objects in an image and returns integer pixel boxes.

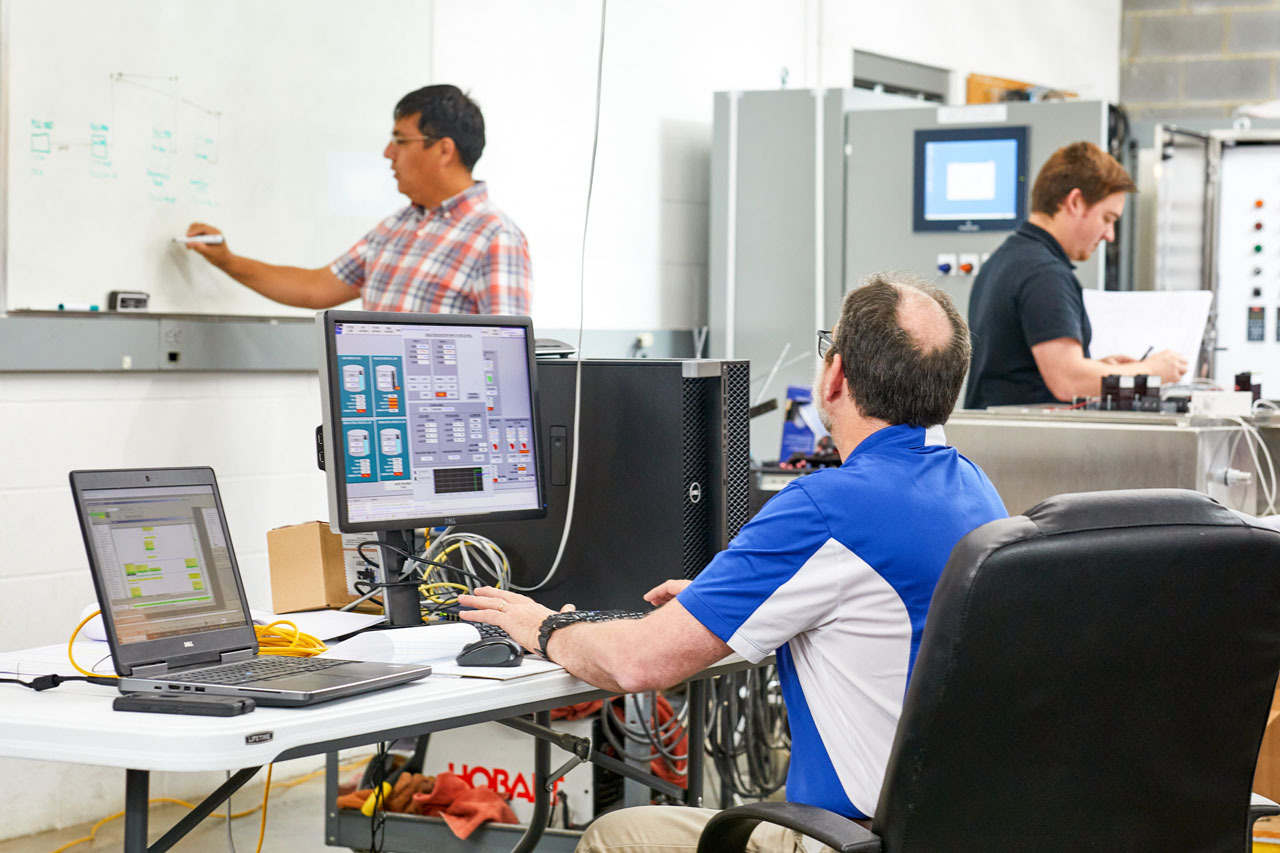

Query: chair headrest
[1021,488,1246,537]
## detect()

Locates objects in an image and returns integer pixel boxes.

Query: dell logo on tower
[688,482,702,504]
[183,641,194,648]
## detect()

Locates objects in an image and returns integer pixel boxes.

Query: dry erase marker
[176,234,225,245]
[58,303,100,311]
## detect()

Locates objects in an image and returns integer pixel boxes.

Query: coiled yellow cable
[254,620,327,657]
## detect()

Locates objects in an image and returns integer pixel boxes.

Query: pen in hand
[1140,346,1154,361]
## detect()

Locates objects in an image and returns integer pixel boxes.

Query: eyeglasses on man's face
[817,329,834,359]
[389,134,439,148]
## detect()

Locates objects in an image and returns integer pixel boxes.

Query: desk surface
[0,650,752,773]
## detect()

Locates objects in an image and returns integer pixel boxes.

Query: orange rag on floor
[411,771,519,839]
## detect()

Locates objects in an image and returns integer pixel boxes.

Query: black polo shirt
[963,222,1092,409]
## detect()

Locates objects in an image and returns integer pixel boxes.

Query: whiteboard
[2,0,431,315]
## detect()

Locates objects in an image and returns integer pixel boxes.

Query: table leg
[686,678,706,808]
[510,710,551,853]
[124,769,149,853]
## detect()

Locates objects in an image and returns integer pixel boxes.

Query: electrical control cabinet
[845,101,1112,327]
[1213,140,1280,396]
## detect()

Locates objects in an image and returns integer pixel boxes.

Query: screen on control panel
[319,311,546,532]
[913,125,1028,232]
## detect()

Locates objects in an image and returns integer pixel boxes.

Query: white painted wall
[0,0,1120,842]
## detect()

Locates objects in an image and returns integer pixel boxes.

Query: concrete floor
[0,767,338,853]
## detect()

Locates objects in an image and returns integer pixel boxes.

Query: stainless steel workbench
[946,408,1280,515]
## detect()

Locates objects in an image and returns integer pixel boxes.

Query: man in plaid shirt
[183,85,530,315]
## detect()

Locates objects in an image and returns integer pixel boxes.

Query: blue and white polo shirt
[678,423,1006,819]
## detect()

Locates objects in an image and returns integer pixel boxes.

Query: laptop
[70,467,432,707]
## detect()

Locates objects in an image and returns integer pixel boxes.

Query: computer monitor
[912,125,1029,232]
[316,310,546,536]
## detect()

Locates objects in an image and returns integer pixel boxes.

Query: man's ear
[436,136,458,167]
[1061,187,1086,217]
[821,354,845,404]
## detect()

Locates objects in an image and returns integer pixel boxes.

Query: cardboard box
[267,521,381,614]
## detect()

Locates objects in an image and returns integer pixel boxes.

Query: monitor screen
[78,483,252,646]
[318,311,546,533]
[913,125,1028,232]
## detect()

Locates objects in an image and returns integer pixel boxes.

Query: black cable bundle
[705,665,790,802]
[598,689,689,788]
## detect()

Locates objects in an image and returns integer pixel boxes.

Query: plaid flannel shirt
[329,181,531,315]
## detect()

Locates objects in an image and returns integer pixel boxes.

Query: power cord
[0,673,117,691]
[706,666,790,802]
[45,756,377,853]
[516,0,607,593]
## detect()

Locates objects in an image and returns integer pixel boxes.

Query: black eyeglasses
[817,329,834,359]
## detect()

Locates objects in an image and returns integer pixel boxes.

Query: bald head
[896,285,953,355]
[827,272,971,428]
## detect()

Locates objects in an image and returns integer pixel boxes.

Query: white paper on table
[322,623,483,664]
[429,658,564,680]
[321,624,564,679]
[1082,289,1213,372]
[0,642,113,678]
[250,608,384,641]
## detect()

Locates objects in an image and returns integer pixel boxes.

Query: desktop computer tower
[470,358,750,612]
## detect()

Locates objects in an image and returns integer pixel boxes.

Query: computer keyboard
[462,609,648,641]
[474,622,513,640]
[165,656,350,685]
[568,609,649,624]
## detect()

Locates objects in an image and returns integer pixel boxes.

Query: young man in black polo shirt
[964,142,1187,409]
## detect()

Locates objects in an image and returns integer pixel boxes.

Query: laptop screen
[79,484,251,646]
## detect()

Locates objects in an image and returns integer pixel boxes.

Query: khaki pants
[574,805,841,853]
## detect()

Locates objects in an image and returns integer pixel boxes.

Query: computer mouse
[455,636,524,668]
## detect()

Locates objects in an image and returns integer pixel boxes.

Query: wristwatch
[537,612,585,662]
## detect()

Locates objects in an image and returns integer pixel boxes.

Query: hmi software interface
[81,486,249,644]
[332,321,539,524]
[921,137,1021,223]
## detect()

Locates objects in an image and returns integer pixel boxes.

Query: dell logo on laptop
[183,641,194,648]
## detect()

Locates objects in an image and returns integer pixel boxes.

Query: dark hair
[1031,141,1135,216]
[831,272,971,428]
[394,84,486,171]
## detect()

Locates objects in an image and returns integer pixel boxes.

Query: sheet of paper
[1082,289,1213,373]
[428,658,564,680]
[0,642,113,678]
[321,624,563,679]
[250,608,385,641]
[322,623,483,664]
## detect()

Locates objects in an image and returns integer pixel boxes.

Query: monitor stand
[376,529,422,628]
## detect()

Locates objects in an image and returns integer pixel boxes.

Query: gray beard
[812,358,833,433]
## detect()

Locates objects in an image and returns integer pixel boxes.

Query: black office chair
[698,489,1280,853]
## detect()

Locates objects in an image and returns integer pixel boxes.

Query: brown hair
[1030,142,1135,216]
[831,272,970,428]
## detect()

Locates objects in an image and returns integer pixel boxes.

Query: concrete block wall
[1122,0,1280,119]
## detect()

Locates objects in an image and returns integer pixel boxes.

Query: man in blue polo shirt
[460,272,1007,850]
[965,141,1186,409]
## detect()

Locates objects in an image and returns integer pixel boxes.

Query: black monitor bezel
[912,124,1029,233]
[318,309,548,534]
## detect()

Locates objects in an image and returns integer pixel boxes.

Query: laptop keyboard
[164,656,351,686]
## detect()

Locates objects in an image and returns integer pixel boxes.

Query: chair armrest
[696,802,881,853]
[1252,792,1280,823]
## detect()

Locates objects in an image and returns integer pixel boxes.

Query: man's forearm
[216,255,348,309]
[546,619,715,695]
[546,621,645,694]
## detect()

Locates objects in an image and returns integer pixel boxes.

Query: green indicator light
[1256,245,1265,253]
